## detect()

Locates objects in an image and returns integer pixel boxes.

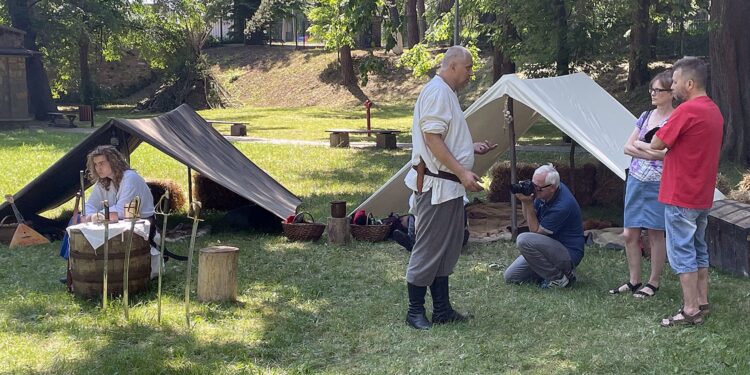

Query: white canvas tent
[354,72,724,216]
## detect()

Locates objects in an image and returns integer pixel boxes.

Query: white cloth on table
[67,220,150,251]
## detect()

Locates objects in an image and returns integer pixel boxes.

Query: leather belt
[414,158,460,194]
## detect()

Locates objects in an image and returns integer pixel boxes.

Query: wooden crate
[707,199,750,277]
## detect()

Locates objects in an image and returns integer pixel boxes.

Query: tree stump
[197,246,239,302]
[327,217,350,245]
[230,123,247,136]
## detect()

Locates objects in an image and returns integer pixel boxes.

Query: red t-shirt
[656,96,724,209]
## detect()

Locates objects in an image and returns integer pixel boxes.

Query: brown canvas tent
[0,105,301,221]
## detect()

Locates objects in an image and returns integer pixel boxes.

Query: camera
[510,180,535,196]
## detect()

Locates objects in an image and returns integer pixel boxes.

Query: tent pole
[187,166,193,206]
[507,98,518,241]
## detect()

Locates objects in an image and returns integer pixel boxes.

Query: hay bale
[556,163,597,207]
[592,163,625,207]
[735,171,750,191]
[194,174,251,210]
[716,173,732,195]
[728,190,750,205]
[146,179,186,212]
[488,161,537,202]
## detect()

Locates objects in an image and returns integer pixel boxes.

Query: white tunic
[404,75,474,205]
[85,169,156,219]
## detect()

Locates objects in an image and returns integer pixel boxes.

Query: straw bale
[592,163,625,207]
[146,179,186,212]
[735,171,750,192]
[716,173,732,195]
[194,174,251,210]
[556,163,597,207]
[488,161,537,202]
[727,190,750,205]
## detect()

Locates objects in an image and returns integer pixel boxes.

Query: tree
[5,0,57,119]
[627,0,650,90]
[307,0,381,85]
[710,0,750,165]
[405,0,418,48]
[551,0,569,76]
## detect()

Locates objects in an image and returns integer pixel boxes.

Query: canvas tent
[0,104,301,221]
[354,72,724,216]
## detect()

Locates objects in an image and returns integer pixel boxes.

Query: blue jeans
[665,205,709,274]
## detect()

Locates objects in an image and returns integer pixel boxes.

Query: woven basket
[282,212,325,241]
[350,224,392,242]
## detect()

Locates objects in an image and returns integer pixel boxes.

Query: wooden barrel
[69,228,151,298]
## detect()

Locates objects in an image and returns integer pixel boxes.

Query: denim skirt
[623,177,666,230]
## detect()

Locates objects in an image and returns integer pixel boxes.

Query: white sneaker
[543,274,569,289]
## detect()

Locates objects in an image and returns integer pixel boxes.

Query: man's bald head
[437,45,473,91]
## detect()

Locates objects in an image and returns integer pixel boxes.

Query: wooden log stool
[230,123,247,136]
[375,133,397,149]
[327,217,351,245]
[197,246,239,301]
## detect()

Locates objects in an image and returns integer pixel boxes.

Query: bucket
[68,228,151,298]
[330,201,346,218]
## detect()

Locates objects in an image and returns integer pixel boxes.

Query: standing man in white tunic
[403,46,496,330]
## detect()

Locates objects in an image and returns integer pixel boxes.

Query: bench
[325,129,402,149]
[204,120,250,136]
[47,112,77,128]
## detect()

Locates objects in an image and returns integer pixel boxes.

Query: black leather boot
[431,276,470,324]
[406,282,431,330]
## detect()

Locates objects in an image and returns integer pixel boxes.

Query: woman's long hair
[85,145,130,191]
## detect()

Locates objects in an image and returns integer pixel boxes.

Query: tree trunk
[551,0,569,76]
[710,0,750,166]
[627,0,650,91]
[78,33,94,105]
[384,0,402,53]
[7,0,57,119]
[405,0,419,48]
[492,14,518,82]
[438,0,454,15]
[416,0,426,42]
[339,45,356,85]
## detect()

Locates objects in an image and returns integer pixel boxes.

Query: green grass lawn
[2,108,750,374]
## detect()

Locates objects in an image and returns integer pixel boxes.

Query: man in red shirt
[651,57,724,327]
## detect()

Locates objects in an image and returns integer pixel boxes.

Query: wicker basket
[282,212,326,241]
[350,223,392,242]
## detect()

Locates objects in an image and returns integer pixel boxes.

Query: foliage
[0,2,8,24]
[357,53,386,86]
[398,42,483,79]
[307,0,382,52]
[246,0,305,34]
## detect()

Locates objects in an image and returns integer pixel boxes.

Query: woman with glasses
[609,70,674,298]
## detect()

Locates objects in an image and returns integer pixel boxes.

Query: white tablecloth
[66,220,150,251]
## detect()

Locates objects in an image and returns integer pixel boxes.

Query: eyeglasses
[534,183,552,192]
[649,88,672,95]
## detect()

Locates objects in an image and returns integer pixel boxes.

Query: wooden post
[507,98,518,241]
[327,217,351,245]
[197,246,239,302]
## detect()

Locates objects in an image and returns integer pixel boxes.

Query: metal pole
[185,202,202,328]
[454,0,460,45]
[507,98,518,241]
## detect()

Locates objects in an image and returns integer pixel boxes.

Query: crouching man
[504,164,584,288]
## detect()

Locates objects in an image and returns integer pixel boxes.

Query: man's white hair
[438,45,472,74]
[534,163,560,186]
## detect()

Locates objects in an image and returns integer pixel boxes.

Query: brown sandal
[660,309,704,327]
[608,281,641,294]
[633,283,659,298]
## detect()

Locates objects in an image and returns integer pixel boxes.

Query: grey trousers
[406,190,465,287]
[504,232,573,284]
